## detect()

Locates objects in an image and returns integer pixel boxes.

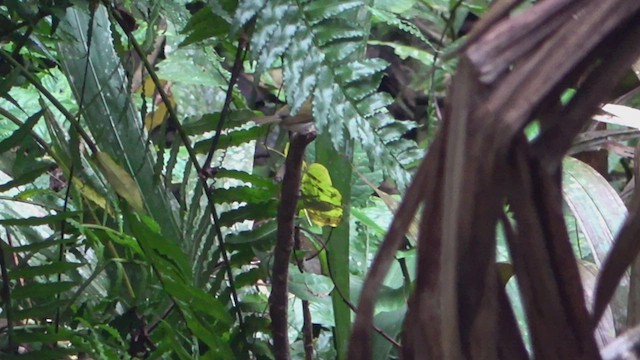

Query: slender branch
[201,38,247,171]
[294,228,315,360]
[270,131,317,360]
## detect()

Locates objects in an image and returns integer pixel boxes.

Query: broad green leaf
[94,151,144,212]
[289,269,335,301]
[180,5,230,47]
[562,156,627,330]
[59,5,181,242]
[301,163,343,227]
[562,157,626,267]
[368,40,435,67]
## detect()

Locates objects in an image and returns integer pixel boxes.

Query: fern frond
[235,0,423,189]
[368,6,437,51]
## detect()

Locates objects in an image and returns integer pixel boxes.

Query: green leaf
[12,281,76,300]
[129,214,191,280]
[13,299,70,320]
[0,211,79,226]
[216,169,279,190]
[0,109,43,153]
[8,237,77,253]
[227,219,277,244]
[182,110,258,135]
[232,0,268,31]
[562,157,626,267]
[212,185,277,204]
[59,5,181,242]
[373,0,416,13]
[369,40,435,66]
[180,5,230,47]
[289,269,335,301]
[562,156,628,330]
[218,200,278,226]
[192,126,268,154]
[9,262,83,279]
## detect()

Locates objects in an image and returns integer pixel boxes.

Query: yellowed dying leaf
[74,178,114,216]
[94,152,144,212]
[301,163,343,227]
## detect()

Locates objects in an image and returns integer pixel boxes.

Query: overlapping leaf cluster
[234,0,422,189]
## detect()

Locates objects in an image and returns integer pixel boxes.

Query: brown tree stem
[270,131,316,360]
[294,227,315,360]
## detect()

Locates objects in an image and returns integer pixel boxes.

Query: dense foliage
[2,0,640,359]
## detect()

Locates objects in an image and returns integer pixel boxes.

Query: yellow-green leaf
[94,152,144,212]
[74,178,114,216]
[301,163,343,227]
